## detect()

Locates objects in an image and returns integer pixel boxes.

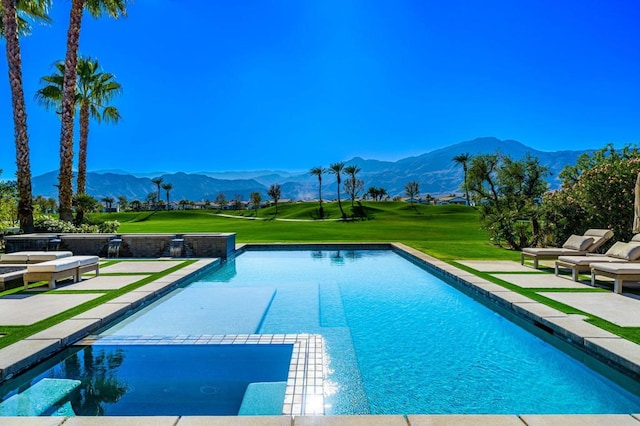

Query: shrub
[542,145,640,246]
[34,215,120,234]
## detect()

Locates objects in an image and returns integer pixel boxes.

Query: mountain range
[31,137,588,202]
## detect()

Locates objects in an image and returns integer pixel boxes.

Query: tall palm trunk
[77,100,90,194]
[2,0,34,232]
[58,0,83,222]
[463,165,470,205]
[336,175,344,218]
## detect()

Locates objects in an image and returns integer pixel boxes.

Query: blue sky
[1,0,640,178]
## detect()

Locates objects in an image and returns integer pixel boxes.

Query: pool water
[0,344,292,416]
[101,249,640,415]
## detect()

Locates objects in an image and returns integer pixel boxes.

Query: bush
[542,145,640,247]
[34,215,120,234]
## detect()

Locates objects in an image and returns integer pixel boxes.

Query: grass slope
[93,202,519,261]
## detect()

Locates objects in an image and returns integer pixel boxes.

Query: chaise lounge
[590,262,640,294]
[554,238,640,281]
[23,255,99,289]
[0,251,72,264]
[520,229,614,269]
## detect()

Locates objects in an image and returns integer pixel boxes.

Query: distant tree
[178,199,190,210]
[423,194,435,205]
[467,153,549,249]
[230,194,243,210]
[34,194,56,214]
[145,192,156,210]
[405,181,420,205]
[130,199,141,211]
[267,183,281,216]
[309,166,325,217]
[73,193,101,217]
[101,196,115,212]
[329,162,346,218]
[161,182,173,210]
[344,176,364,207]
[367,186,388,201]
[344,165,363,207]
[0,175,18,228]
[215,193,227,210]
[151,177,163,209]
[117,195,128,211]
[250,191,262,215]
[452,153,472,206]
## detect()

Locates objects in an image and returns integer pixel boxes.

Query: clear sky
[1,0,640,178]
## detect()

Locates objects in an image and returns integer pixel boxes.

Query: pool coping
[0,243,639,424]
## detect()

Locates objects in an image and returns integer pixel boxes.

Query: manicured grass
[92,202,520,262]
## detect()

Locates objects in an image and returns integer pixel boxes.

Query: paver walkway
[0,293,104,325]
[492,273,594,289]
[100,260,183,273]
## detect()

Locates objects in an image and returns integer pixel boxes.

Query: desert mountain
[32,137,587,202]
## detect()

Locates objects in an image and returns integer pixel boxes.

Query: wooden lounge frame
[521,229,614,269]
[23,256,99,289]
[590,263,640,294]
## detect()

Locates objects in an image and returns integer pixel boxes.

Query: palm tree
[1,0,51,232]
[151,177,162,209]
[57,0,128,222]
[37,57,122,195]
[309,166,325,217]
[329,162,346,218]
[344,164,362,207]
[161,182,173,210]
[452,153,471,206]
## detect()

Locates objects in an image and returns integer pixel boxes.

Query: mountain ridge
[31,137,588,202]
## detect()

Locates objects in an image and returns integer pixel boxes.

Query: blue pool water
[0,344,292,416]
[101,249,640,415]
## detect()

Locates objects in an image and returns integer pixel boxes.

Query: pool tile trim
[78,333,326,416]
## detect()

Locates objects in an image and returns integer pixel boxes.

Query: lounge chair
[590,262,640,294]
[554,238,640,281]
[520,229,613,269]
[0,251,72,264]
[23,255,99,289]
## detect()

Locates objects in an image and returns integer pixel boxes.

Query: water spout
[108,238,122,258]
[169,238,184,257]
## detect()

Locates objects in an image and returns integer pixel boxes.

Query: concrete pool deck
[0,244,639,424]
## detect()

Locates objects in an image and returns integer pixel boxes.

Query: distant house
[436,196,468,205]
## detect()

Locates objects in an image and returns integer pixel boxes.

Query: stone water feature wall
[4,233,236,259]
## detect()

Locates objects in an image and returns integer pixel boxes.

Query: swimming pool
[104,249,640,415]
[2,248,640,416]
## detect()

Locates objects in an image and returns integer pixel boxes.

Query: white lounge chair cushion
[1,251,72,263]
[557,255,618,266]
[522,247,584,256]
[604,242,640,260]
[0,253,30,262]
[562,235,594,251]
[590,262,640,274]
[73,255,99,266]
[27,258,79,273]
[28,251,73,262]
[584,229,615,250]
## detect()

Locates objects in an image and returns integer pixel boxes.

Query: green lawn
[93,202,519,262]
